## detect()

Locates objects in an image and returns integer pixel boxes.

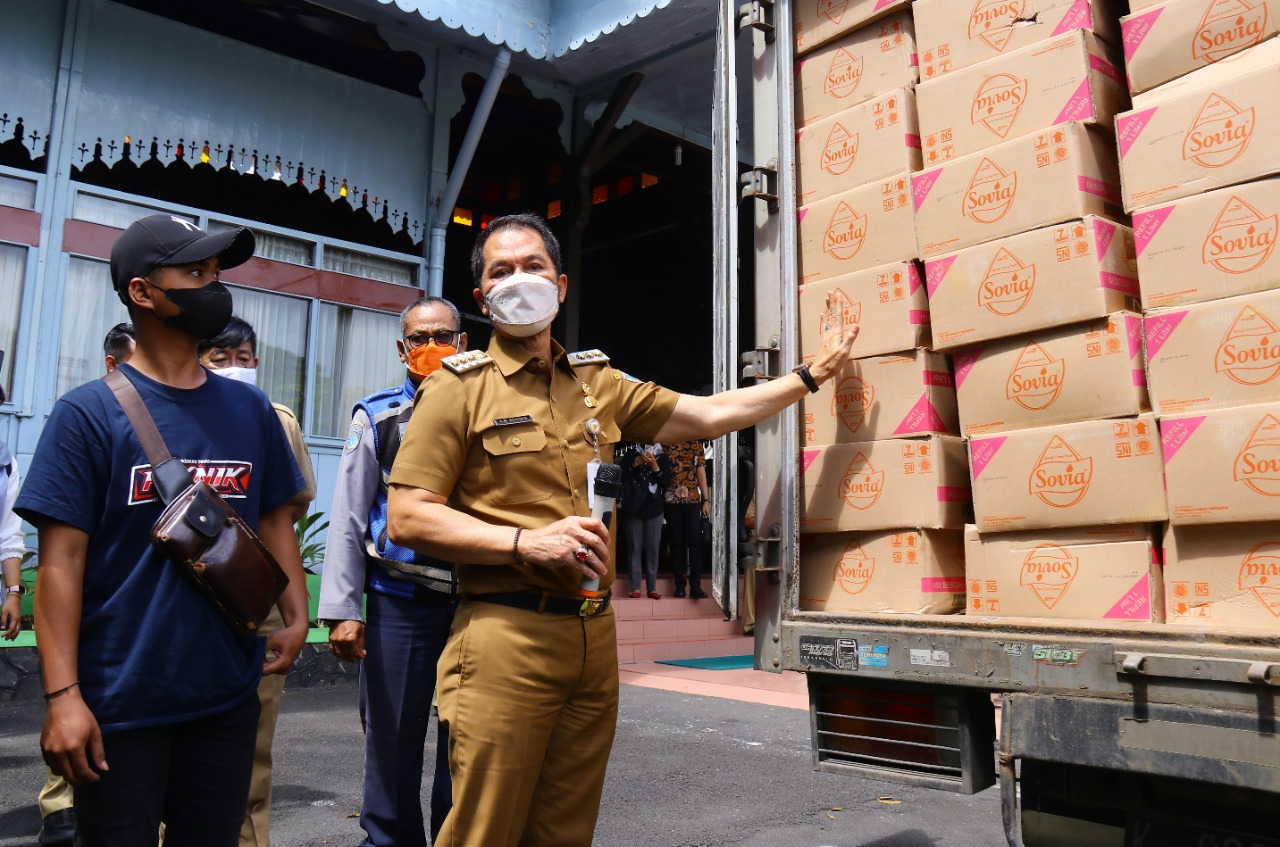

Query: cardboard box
[954,312,1147,435]
[1145,289,1280,416]
[799,263,930,359]
[913,0,1121,80]
[1162,400,1280,524]
[915,30,1127,164]
[926,217,1139,350]
[912,122,1122,260]
[1164,522,1280,630]
[1121,0,1280,95]
[1130,177,1280,311]
[799,529,965,613]
[969,414,1167,532]
[799,173,917,282]
[796,12,918,127]
[799,435,970,532]
[797,89,922,206]
[801,350,958,446]
[1132,35,1280,108]
[795,0,912,56]
[965,524,1162,620]
[1116,59,1280,212]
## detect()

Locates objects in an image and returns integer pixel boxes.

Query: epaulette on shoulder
[441,350,495,375]
[567,349,610,368]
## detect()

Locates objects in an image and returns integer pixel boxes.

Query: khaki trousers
[435,599,618,847]
[240,606,287,847]
[39,767,74,817]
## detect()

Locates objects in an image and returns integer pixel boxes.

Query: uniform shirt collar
[488,332,565,378]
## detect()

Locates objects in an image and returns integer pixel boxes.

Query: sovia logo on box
[1234,413,1280,496]
[824,201,869,260]
[1193,0,1269,64]
[833,541,875,595]
[1215,305,1280,386]
[967,0,1027,52]
[1019,544,1079,609]
[833,374,875,434]
[824,48,865,99]
[1028,435,1093,508]
[1202,194,1277,274]
[1182,92,1255,169]
[1240,541,1280,616]
[1007,341,1067,411]
[963,157,1017,224]
[821,122,860,176]
[971,73,1027,139]
[840,451,885,510]
[979,247,1037,315]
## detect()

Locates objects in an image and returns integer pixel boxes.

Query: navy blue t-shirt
[15,365,304,733]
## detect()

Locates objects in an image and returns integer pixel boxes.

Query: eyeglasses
[404,330,461,349]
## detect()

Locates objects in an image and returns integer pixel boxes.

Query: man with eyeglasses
[317,296,466,847]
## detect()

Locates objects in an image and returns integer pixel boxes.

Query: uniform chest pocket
[481,422,551,505]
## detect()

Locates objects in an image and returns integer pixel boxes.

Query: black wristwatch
[793,363,820,393]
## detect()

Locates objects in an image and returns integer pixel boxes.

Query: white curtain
[208,222,313,267]
[71,193,184,229]
[323,247,414,287]
[225,284,309,414]
[0,243,27,397]
[312,303,401,437]
[0,175,36,210]
[57,258,129,397]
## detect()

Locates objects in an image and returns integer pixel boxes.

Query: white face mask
[210,365,257,386]
[485,272,560,338]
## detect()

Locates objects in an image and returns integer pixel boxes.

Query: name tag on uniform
[493,415,534,426]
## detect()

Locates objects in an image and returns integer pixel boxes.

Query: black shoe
[690,589,707,599]
[674,588,686,598]
[39,809,75,847]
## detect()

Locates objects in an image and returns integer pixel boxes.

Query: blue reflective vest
[354,379,455,600]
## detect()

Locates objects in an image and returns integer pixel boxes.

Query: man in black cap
[15,215,310,847]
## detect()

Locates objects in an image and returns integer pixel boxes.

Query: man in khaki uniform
[387,213,858,847]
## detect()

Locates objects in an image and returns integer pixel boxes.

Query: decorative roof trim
[372,0,675,60]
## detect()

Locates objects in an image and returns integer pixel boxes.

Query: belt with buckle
[470,590,612,618]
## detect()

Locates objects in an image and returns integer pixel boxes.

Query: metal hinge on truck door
[737,0,774,37]
[740,165,778,208]
[740,337,781,381]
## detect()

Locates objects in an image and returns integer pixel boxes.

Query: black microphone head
[595,462,623,499]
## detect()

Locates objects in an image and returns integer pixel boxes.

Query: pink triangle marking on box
[908,262,923,295]
[1160,416,1205,463]
[1124,314,1143,360]
[874,0,895,8]
[1104,573,1151,620]
[1131,205,1175,257]
[952,347,983,389]
[1093,218,1116,257]
[912,169,943,212]
[1121,8,1164,64]
[969,436,1007,480]
[800,448,822,474]
[895,394,946,435]
[1117,108,1158,159]
[797,207,808,224]
[1051,0,1092,37]
[1055,78,1096,126]
[925,255,956,299]
[1144,310,1188,359]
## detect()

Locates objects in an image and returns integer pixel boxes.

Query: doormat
[656,655,754,670]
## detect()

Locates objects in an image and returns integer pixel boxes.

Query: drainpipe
[426,47,512,296]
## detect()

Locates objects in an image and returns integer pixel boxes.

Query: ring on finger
[574,545,591,562]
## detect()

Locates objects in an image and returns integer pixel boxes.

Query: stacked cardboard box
[794,3,967,615]
[1114,27,1280,633]
[905,0,1166,623]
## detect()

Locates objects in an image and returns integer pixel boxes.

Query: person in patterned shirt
[662,440,709,598]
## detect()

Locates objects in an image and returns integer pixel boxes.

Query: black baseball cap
[110,214,255,305]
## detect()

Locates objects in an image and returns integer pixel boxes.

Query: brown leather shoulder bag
[105,369,289,637]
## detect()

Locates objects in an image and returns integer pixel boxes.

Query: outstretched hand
[808,290,860,384]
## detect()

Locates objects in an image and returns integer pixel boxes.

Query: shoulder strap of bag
[103,369,191,505]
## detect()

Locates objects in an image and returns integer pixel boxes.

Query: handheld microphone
[581,462,622,597]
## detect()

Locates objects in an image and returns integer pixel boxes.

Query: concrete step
[618,634,755,664]
[615,615,744,645]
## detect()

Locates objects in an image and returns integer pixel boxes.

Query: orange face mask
[407,341,457,379]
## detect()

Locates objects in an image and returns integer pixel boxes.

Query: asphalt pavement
[0,677,1005,846]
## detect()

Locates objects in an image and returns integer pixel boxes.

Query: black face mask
[148,279,234,340]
